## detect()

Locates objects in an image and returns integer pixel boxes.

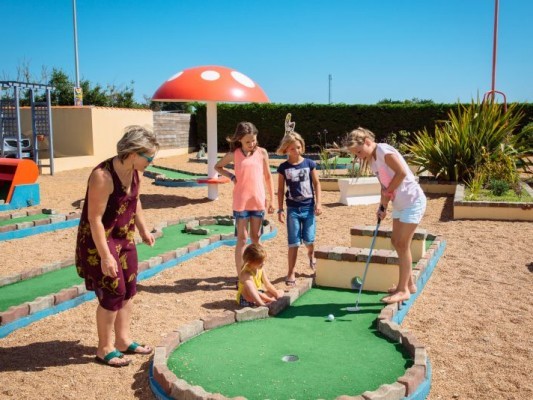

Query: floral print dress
[75,158,140,311]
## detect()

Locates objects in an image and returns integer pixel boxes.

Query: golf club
[346,204,385,312]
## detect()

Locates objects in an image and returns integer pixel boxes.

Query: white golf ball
[327,314,335,321]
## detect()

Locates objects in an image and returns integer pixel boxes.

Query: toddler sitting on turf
[236,243,284,307]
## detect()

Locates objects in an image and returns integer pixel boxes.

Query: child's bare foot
[381,291,411,304]
[387,284,417,295]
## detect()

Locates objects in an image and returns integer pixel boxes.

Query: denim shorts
[392,195,427,224]
[287,205,316,247]
[233,210,265,220]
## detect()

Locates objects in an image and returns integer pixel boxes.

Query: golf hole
[281,354,299,362]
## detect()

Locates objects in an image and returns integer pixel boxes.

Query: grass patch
[464,187,533,202]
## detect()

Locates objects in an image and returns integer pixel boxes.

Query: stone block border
[0,208,81,241]
[150,236,446,400]
[0,215,276,337]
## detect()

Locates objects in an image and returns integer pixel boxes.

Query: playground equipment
[0,81,55,174]
[0,158,40,210]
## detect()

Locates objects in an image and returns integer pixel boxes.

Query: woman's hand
[315,204,322,216]
[141,230,155,247]
[377,205,387,222]
[101,256,118,278]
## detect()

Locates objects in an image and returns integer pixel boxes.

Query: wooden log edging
[0,216,277,338]
[150,235,446,400]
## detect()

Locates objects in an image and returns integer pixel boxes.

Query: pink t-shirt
[371,143,425,210]
[232,147,266,211]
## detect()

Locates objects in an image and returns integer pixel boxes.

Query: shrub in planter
[405,99,532,183]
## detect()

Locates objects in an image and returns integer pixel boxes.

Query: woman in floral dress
[76,126,158,367]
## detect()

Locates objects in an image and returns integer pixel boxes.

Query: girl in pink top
[344,127,426,305]
[215,122,275,280]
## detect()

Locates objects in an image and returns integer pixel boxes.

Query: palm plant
[404,99,532,183]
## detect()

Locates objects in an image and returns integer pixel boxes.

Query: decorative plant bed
[418,176,458,195]
[453,183,533,221]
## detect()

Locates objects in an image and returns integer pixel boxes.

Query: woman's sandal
[285,279,296,287]
[95,350,131,367]
[120,342,153,355]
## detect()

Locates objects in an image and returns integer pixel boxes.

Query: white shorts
[392,195,426,224]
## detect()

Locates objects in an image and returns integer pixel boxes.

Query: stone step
[350,225,428,262]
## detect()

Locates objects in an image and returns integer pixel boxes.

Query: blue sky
[1,0,532,104]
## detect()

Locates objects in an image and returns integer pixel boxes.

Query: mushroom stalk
[207,101,218,200]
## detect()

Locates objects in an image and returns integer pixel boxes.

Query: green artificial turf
[168,287,411,399]
[146,166,205,180]
[0,223,235,312]
[0,213,48,227]
[0,266,83,312]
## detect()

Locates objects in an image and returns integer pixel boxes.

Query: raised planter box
[338,177,381,206]
[418,176,458,194]
[453,183,533,221]
[319,177,340,191]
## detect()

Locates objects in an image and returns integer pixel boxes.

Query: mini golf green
[0,213,49,227]
[168,287,411,399]
[0,223,235,312]
[146,166,205,180]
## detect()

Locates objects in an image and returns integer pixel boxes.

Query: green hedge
[194,103,533,152]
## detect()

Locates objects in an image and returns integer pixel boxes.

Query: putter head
[346,306,361,312]
[351,276,363,290]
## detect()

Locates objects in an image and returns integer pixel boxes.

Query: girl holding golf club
[344,127,426,304]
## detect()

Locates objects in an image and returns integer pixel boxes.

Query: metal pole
[72,0,80,88]
[490,0,499,100]
[14,86,22,159]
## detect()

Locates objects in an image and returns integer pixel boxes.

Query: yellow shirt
[236,266,263,304]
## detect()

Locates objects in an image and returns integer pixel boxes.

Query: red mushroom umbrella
[152,65,269,200]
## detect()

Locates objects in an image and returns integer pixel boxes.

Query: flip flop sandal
[309,258,316,271]
[121,342,153,355]
[95,350,131,367]
[285,279,296,287]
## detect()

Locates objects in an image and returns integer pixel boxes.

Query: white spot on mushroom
[167,71,183,81]
[231,71,255,88]
[231,88,244,98]
[201,70,221,81]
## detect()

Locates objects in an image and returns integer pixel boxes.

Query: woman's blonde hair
[117,125,159,161]
[226,121,258,152]
[342,127,376,178]
[276,132,306,155]
[342,127,376,149]
[242,243,267,268]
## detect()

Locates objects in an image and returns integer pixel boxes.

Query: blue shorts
[233,210,265,220]
[233,210,265,236]
[392,196,426,224]
[287,205,316,247]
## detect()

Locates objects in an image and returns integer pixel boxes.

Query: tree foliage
[3,63,147,108]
